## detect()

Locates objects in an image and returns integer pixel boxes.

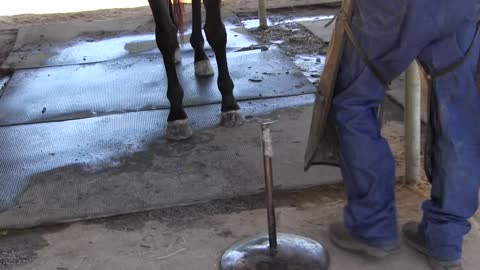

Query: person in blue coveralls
[327,1,480,269]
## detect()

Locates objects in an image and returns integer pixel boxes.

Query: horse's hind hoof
[195,60,214,77]
[167,119,193,141]
[174,48,182,64]
[220,110,244,127]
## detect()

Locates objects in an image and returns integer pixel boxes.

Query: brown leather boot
[329,222,400,258]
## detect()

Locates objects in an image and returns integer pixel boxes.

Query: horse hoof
[174,48,181,64]
[167,119,193,140]
[195,60,214,77]
[220,110,244,127]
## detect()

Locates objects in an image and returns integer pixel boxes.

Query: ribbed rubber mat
[0,94,342,228]
[0,47,314,126]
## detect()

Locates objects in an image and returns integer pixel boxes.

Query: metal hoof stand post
[220,121,330,270]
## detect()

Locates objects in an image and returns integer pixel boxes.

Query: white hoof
[220,110,244,127]
[174,48,181,64]
[195,60,215,77]
[166,119,193,141]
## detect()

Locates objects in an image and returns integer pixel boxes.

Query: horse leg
[168,0,182,64]
[203,0,242,127]
[190,0,214,76]
[148,0,192,140]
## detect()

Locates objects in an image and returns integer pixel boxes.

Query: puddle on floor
[294,54,326,84]
[240,15,329,85]
[241,15,334,30]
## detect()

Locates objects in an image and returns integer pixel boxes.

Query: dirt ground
[0,184,448,270]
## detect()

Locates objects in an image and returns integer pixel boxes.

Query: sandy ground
[0,184,457,270]
[1,0,149,16]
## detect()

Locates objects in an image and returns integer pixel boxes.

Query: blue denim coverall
[332,0,480,261]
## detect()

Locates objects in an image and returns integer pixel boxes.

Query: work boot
[329,222,400,258]
[402,221,463,270]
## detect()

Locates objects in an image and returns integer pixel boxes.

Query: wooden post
[258,0,267,29]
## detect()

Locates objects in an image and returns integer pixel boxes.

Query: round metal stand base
[220,233,330,270]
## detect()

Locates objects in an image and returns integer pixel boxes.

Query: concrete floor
[2,184,480,270]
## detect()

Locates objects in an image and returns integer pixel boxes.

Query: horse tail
[171,0,185,34]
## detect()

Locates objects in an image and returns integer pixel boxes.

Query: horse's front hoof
[167,119,193,141]
[195,60,214,77]
[174,48,182,64]
[220,110,244,127]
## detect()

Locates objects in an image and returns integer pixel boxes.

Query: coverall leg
[330,0,480,261]
[416,23,480,261]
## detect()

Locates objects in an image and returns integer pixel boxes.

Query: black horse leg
[203,0,242,126]
[190,0,214,76]
[148,0,192,140]
[167,0,182,64]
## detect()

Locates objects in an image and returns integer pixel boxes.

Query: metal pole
[261,122,277,250]
[258,0,268,29]
[220,120,330,269]
[404,61,421,185]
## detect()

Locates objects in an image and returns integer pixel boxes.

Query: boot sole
[330,231,400,258]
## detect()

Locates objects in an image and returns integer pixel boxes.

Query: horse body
[147,0,242,140]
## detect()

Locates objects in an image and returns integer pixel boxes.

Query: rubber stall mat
[0,47,314,126]
[0,94,341,228]
[4,24,257,69]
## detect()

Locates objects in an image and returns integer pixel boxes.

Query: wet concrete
[294,54,326,83]
[4,21,256,69]
[299,18,335,43]
[0,46,313,126]
[241,15,334,30]
[2,16,155,68]
[0,94,343,228]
